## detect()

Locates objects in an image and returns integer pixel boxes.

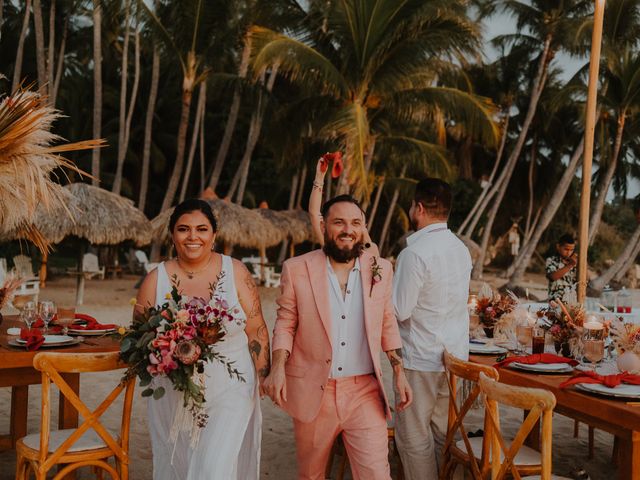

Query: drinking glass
[56,305,76,335]
[21,301,37,329]
[38,301,56,334]
[531,327,546,354]
[516,324,533,354]
[584,339,605,370]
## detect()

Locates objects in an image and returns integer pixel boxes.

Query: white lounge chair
[134,249,158,273]
[1,257,40,304]
[82,253,106,280]
[13,255,38,281]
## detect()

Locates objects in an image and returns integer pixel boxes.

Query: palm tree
[251,0,498,202]
[92,0,102,185]
[12,0,32,93]
[471,0,591,280]
[587,46,640,244]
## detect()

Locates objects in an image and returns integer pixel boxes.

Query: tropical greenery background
[2,0,640,291]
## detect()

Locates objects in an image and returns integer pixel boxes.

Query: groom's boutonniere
[370,257,383,297]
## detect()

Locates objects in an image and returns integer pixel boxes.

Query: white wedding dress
[147,255,261,479]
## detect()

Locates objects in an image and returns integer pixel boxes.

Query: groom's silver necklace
[177,255,212,279]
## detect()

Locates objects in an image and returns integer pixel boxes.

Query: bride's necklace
[177,254,212,279]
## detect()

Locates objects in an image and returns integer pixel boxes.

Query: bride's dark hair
[169,199,218,233]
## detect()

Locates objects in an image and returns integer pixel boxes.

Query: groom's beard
[323,233,364,263]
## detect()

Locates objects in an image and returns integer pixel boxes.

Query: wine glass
[516,324,533,355]
[56,305,76,335]
[21,301,37,329]
[584,339,605,370]
[38,301,56,334]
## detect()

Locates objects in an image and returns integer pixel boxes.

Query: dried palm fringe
[169,371,206,462]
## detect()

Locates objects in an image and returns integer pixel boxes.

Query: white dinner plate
[67,328,116,336]
[469,343,507,355]
[509,362,574,373]
[16,334,74,346]
[9,337,81,348]
[575,382,640,399]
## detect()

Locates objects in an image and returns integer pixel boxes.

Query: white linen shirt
[393,223,472,372]
[327,258,375,378]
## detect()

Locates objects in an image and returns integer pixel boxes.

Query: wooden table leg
[618,431,640,480]
[59,373,79,429]
[10,386,29,447]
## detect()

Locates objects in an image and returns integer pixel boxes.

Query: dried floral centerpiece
[537,299,585,358]
[0,274,23,325]
[473,284,518,338]
[609,319,640,373]
[119,276,244,446]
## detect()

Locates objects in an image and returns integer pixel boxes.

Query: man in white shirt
[392,178,472,480]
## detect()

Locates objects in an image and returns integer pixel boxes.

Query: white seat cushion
[22,428,113,452]
[456,436,541,465]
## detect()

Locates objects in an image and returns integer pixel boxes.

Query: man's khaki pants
[395,369,448,480]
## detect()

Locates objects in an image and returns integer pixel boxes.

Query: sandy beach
[0,274,617,479]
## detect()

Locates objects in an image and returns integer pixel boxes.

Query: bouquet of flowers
[610,318,640,354]
[119,278,244,439]
[474,284,518,330]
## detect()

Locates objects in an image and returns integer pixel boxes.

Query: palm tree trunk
[138,43,160,212]
[179,81,206,202]
[361,138,377,210]
[32,0,46,96]
[379,165,406,255]
[208,32,252,192]
[0,0,4,39]
[506,139,585,285]
[277,171,299,263]
[112,1,131,194]
[614,234,640,283]
[588,114,626,245]
[92,0,102,185]
[199,98,206,194]
[234,65,278,205]
[471,35,553,280]
[368,175,385,228]
[12,0,32,93]
[524,136,537,239]
[47,0,55,97]
[458,112,509,236]
[160,72,195,211]
[51,15,67,107]
[591,221,640,292]
[294,164,307,208]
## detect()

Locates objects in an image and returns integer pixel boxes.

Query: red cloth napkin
[30,319,62,333]
[71,314,116,331]
[19,328,45,351]
[494,353,579,369]
[559,370,640,389]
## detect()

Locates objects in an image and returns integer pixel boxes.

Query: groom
[264,194,412,480]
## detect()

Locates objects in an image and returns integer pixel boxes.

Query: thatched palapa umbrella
[0,89,104,252]
[3,183,152,303]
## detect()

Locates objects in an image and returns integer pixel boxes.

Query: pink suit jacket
[272,249,402,423]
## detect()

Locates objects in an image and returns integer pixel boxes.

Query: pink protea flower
[176,309,190,324]
[174,340,201,365]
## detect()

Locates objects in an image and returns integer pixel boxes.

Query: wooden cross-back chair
[440,350,499,479]
[478,372,571,480]
[15,352,135,480]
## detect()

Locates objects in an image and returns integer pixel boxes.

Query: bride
[135,198,270,479]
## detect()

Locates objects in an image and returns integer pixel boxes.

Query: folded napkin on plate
[494,353,579,369]
[30,319,62,333]
[559,370,640,389]
[71,314,116,330]
[19,328,45,351]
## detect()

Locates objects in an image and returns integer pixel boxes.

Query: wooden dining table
[0,317,121,451]
[471,354,640,480]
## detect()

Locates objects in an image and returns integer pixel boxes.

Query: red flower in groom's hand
[322,151,344,178]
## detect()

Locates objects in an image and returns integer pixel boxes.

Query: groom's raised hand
[263,349,289,407]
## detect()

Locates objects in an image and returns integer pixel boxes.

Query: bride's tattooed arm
[236,260,271,391]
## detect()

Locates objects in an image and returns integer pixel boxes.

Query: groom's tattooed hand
[249,340,262,357]
[386,348,403,368]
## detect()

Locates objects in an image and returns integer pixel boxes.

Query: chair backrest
[13,254,35,278]
[32,352,135,472]
[82,253,101,273]
[442,351,499,479]
[478,372,556,480]
[134,250,149,265]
